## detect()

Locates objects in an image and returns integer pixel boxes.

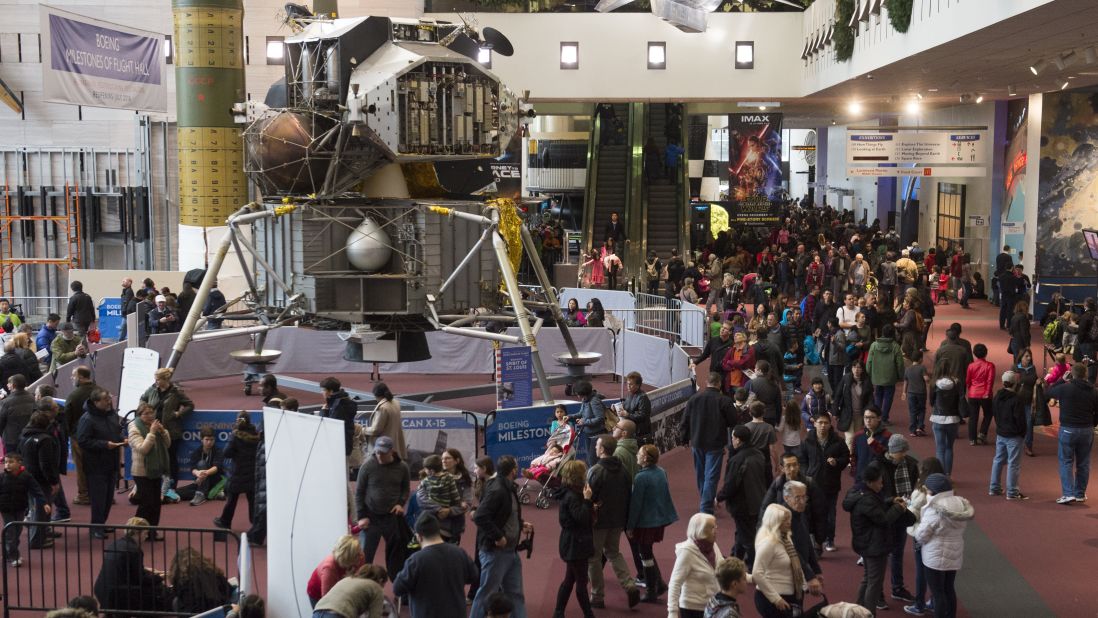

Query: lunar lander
[162,11,595,403]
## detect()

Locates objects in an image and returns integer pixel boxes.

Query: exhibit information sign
[847,131,988,165]
[497,346,533,409]
[118,347,159,416]
[40,5,167,111]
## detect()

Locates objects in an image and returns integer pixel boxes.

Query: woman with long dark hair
[586,298,606,327]
[213,411,259,531]
[1007,300,1031,356]
[1014,348,1039,457]
[552,460,595,618]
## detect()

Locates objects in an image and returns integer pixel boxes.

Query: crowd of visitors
[3,200,1097,618]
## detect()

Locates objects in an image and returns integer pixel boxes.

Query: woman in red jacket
[307,534,365,607]
[965,344,996,446]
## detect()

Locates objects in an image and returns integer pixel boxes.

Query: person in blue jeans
[678,372,737,514]
[902,350,929,437]
[1046,363,1098,504]
[988,371,1029,500]
[903,456,945,616]
[1013,349,1039,456]
[470,455,532,618]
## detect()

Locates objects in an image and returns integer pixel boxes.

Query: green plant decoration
[885,0,914,32]
[834,0,855,62]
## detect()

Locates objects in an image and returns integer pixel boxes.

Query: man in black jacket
[0,374,34,455]
[880,435,920,606]
[1076,298,1098,382]
[19,411,58,549]
[76,389,126,537]
[1047,363,1098,505]
[989,371,1028,501]
[717,425,767,566]
[354,436,410,578]
[620,372,652,443]
[843,462,916,615]
[799,412,849,552]
[320,377,358,457]
[690,322,733,384]
[470,455,532,618]
[65,281,95,337]
[586,435,640,609]
[135,290,153,346]
[759,452,827,550]
[679,372,737,514]
[66,367,98,505]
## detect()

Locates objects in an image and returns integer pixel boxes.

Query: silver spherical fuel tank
[346,217,393,272]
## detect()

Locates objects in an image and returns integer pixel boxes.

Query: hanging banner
[847,131,988,165]
[728,113,784,201]
[40,5,167,111]
[497,346,533,409]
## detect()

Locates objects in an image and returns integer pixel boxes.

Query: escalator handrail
[582,105,604,256]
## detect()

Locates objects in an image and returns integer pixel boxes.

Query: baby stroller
[517,422,578,509]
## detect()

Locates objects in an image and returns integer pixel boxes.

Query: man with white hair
[849,253,870,298]
[782,481,824,597]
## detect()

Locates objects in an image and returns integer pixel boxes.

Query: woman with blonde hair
[127,402,170,540]
[667,512,722,617]
[8,332,41,382]
[752,503,804,617]
[139,366,194,501]
[307,534,366,607]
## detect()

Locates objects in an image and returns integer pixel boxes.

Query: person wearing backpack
[571,381,609,466]
[645,251,663,296]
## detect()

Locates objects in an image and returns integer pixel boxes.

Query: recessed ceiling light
[927,88,939,92]
[905,100,921,115]
[848,101,863,115]
[975,95,984,104]
[1062,81,1070,90]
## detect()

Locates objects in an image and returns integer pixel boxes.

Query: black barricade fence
[2,522,243,617]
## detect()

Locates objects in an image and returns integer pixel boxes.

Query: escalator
[584,103,632,254]
[643,103,684,263]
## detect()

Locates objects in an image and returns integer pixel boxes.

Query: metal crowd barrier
[2,522,243,617]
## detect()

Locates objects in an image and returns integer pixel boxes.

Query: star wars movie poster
[728,112,783,202]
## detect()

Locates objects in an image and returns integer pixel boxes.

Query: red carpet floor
[13,300,1097,617]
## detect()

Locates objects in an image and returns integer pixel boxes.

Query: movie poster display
[727,113,783,201]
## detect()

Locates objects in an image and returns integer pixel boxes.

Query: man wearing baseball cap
[990,371,1029,500]
[148,295,180,335]
[354,435,410,579]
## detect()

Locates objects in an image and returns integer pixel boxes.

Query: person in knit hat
[881,433,919,606]
[989,370,1028,501]
[913,473,974,618]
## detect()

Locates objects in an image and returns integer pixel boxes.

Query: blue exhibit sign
[98,297,124,340]
[498,346,533,409]
[123,409,263,481]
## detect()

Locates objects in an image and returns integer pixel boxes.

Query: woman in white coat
[913,473,974,618]
[752,503,805,618]
[667,512,722,618]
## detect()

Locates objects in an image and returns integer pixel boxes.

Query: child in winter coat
[0,453,48,567]
[800,377,830,427]
[1044,353,1071,386]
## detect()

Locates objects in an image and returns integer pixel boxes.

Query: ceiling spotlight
[848,101,863,115]
[1052,55,1067,71]
[905,100,921,115]
[915,92,924,100]
[975,95,984,104]
[1085,47,1097,65]
[959,94,972,104]
[1008,84,1017,96]
[1062,81,1070,90]
[758,106,767,111]
[1030,59,1048,76]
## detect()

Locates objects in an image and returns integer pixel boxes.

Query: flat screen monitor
[1084,229,1098,261]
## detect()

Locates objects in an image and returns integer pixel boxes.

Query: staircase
[587,103,631,251]
[644,103,682,263]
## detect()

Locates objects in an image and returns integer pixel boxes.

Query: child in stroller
[517,410,578,508]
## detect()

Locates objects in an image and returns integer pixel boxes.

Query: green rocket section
[173,0,246,227]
